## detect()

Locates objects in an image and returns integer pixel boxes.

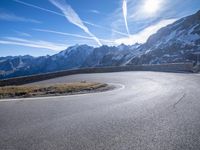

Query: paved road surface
[0,71,200,150]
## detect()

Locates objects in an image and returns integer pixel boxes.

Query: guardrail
[0,63,194,86]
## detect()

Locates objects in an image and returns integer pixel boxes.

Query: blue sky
[0,0,200,57]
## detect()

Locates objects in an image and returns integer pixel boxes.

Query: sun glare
[143,0,161,14]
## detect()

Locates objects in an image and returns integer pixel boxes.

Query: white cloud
[109,0,171,39]
[89,10,100,14]
[84,21,129,37]
[114,19,177,45]
[49,0,102,46]
[14,31,31,37]
[14,0,127,37]
[13,0,96,27]
[0,37,68,51]
[34,28,93,40]
[34,28,115,46]
[13,0,64,17]
[33,19,176,47]
[0,12,41,23]
[122,0,130,35]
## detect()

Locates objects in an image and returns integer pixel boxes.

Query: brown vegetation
[0,82,107,99]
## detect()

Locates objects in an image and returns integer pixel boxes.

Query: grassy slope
[0,82,107,99]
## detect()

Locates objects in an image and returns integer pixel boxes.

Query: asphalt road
[0,71,200,150]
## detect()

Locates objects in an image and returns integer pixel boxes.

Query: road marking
[0,83,125,102]
[173,93,186,108]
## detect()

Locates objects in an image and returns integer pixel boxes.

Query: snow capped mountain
[82,43,141,67]
[128,10,200,65]
[0,55,34,75]
[46,44,94,71]
[0,45,94,79]
[0,10,200,79]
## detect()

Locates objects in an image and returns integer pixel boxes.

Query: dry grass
[0,82,107,99]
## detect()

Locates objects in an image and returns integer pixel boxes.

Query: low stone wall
[0,63,194,86]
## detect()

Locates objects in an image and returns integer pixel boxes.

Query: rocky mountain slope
[127,10,200,65]
[82,44,141,67]
[0,45,94,79]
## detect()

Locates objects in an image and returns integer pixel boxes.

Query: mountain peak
[196,9,200,14]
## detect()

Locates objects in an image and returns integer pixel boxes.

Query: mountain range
[0,10,200,79]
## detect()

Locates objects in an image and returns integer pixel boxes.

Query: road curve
[0,71,200,150]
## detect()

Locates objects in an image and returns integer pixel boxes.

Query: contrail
[49,0,102,46]
[84,21,129,37]
[34,28,93,40]
[122,0,130,35]
[1,37,67,51]
[13,0,64,16]
[34,28,116,45]
[13,0,128,37]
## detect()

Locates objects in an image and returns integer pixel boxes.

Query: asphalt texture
[0,71,200,150]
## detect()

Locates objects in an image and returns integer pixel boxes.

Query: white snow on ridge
[16,58,24,69]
